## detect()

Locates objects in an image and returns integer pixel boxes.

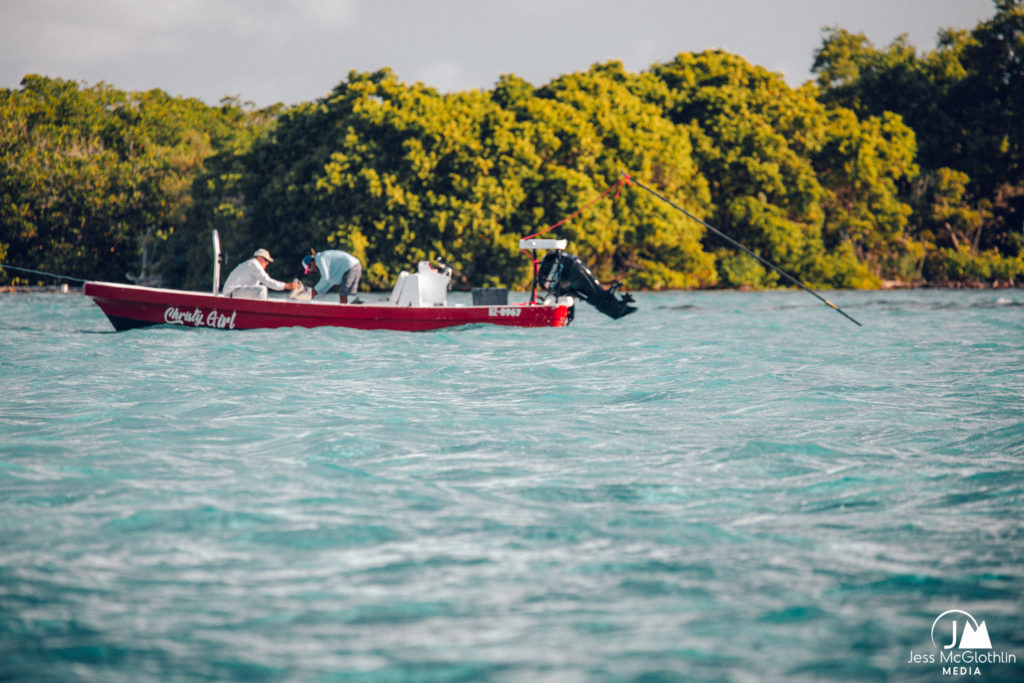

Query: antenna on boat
[212,230,222,295]
[626,174,862,327]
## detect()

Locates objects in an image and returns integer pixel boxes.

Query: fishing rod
[625,174,863,327]
[0,264,88,284]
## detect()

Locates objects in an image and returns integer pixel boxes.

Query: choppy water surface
[1,289,1022,681]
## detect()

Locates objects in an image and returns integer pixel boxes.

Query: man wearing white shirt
[222,248,301,299]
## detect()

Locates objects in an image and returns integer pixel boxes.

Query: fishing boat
[74,173,860,329]
[83,236,637,332]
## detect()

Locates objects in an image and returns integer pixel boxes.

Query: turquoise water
[1,289,1022,682]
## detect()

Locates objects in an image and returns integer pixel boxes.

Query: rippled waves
[1,289,1022,681]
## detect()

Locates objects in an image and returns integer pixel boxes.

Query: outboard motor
[537,251,637,319]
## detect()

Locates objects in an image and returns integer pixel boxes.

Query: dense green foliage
[3,1,1022,290]
[176,64,715,292]
[813,0,1024,284]
[0,77,273,285]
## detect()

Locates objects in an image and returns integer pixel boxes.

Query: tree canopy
[0,76,272,285]
[3,1,1022,290]
[813,0,1024,282]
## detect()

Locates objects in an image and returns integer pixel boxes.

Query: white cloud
[290,0,357,27]
[0,0,999,107]
[2,0,359,65]
[411,60,475,93]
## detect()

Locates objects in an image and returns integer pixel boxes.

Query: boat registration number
[488,306,521,318]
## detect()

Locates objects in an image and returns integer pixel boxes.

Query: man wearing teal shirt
[302,250,362,303]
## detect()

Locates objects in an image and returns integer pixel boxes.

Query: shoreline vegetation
[2,2,1022,294]
[4,279,1020,296]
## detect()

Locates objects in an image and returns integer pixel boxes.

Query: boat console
[389,260,452,307]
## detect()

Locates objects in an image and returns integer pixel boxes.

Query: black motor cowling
[537,251,637,319]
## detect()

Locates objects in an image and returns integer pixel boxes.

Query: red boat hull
[83,282,572,331]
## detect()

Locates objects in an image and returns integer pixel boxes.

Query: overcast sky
[0,0,998,108]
